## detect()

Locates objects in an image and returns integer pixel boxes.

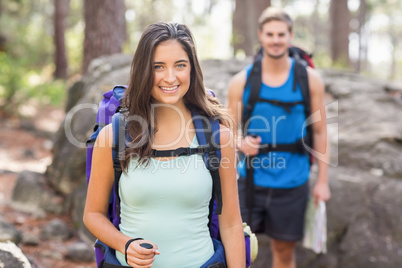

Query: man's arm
[226,70,261,156]
[226,70,246,129]
[307,67,331,204]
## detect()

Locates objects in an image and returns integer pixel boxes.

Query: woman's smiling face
[151,40,191,107]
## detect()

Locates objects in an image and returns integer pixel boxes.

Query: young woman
[83,22,245,268]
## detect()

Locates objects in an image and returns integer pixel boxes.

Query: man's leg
[270,239,296,268]
[264,182,309,268]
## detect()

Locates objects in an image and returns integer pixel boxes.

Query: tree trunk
[0,0,6,52]
[54,0,69,79]
[388,19,398,80]
[233,0,271,57]
[329,0,351,66]
[312,0,320,51]
[82,0,127,74]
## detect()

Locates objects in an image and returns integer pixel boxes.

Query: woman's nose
[163,69,176,83]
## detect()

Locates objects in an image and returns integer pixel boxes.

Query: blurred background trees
[329,0,351,67]
[54,0,70,79]
[82,0,126,73]
[232,0,271,57]
[0,0,401,115]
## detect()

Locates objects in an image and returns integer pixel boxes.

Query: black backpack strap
[243,53,262,227]
[257,98,304,113]
[151,145,212,157]
[242,54,263,135]
[245,155,255,226]
[293,59,314,164]
[258,139,305,154]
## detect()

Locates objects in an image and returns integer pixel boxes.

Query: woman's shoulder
[218,124,234,146]
[95,124,114,148]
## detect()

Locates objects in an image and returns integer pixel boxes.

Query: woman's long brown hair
[121,22,232,170]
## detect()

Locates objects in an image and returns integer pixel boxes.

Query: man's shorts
[238,177,309,241]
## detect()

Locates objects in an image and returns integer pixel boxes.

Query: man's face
[258,20,293,59]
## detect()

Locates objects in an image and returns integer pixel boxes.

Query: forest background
[0,1,401,267]
[0,0,401,117]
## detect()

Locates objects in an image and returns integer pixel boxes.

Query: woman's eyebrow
[153,59,189,64]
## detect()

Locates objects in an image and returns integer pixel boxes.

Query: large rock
[323,70,402,178]
[0,241,31,268]
[11,170,65,215]
[45,54,132,195]
[0,221,22,244]
[40,219,72,242]
[40,55,402,267]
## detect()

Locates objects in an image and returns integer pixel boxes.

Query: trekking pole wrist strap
[125,237,144,264]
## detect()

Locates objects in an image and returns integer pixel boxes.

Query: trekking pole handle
[140,243,153,249]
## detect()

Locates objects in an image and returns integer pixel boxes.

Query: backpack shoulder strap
[293,59,314,164]
[112,112,126,169]
[293,59,310,112]
[242,54,262,136]
[191,111,222,215]
[111,112,125,224]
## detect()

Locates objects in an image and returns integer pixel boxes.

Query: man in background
[227,7,331,268]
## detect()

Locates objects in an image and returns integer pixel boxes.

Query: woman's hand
[126,240,160,268]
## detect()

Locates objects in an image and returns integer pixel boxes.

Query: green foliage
[0,0,67,115]
[0,52,28,109]
[65,24,84,75]
[25,77,66,107]
[0,52,66,115]
[312,52,333,69]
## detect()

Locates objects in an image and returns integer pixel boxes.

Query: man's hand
[238,135,262,156]
[313,179,331,206]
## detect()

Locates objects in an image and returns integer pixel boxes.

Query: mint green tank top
[115,136,214,267]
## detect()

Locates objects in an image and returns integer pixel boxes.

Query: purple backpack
[86,85,253,267]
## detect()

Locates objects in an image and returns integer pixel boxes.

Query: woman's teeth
[160,85,179,91]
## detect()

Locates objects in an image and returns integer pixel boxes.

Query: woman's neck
[152,103,194,149]
[153,102,192,127]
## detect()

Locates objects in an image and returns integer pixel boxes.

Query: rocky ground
[0,106,96,268]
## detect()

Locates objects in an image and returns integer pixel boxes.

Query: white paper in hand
[302,197,327,254]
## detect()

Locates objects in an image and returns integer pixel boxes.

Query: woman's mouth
[159,85,179,93]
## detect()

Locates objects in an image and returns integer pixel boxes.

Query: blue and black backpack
[86,85,258,268]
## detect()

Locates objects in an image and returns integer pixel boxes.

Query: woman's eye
[154,65,163,70]
[177,64,186,68]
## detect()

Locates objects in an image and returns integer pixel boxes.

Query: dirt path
[0,106,97,268]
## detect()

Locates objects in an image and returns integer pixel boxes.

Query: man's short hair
[258,7,293,32]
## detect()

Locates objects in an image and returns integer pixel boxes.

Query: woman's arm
[217,125,245,268]
[83,124,158,267]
